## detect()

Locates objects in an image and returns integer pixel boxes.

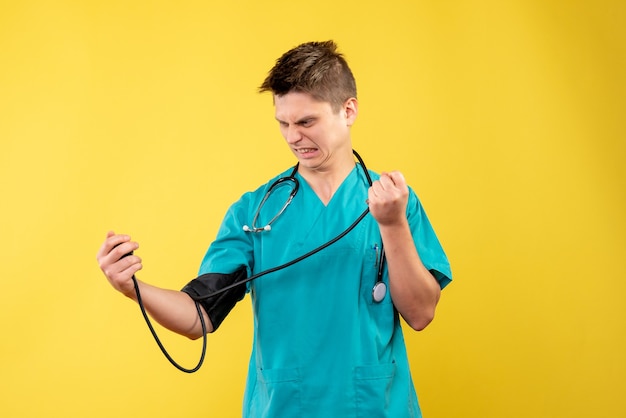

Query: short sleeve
[198,193,255,279]
[406,190,452,289]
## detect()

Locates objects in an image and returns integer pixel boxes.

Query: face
[274,91,358,173]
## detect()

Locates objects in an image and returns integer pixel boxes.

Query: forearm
[127,280,214,339]
[380,220,441,331]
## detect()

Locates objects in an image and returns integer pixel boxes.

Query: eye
[299,119,314,127]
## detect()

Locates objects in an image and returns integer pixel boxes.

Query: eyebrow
[275,115,318,125]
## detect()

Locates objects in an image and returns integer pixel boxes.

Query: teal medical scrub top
[198,164,451,418]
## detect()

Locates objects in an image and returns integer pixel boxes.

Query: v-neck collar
[294,164,359,208]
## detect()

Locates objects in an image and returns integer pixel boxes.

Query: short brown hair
[259,40,357,112]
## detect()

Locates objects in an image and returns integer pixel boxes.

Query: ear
[344,97,358,126]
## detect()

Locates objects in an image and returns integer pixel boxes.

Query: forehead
[274,92,334,120]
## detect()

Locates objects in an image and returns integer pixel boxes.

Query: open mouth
[298,148,315,153]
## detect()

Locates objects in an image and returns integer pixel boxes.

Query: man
[97,40,451,417]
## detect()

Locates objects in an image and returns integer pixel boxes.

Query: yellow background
[1,1,624,417]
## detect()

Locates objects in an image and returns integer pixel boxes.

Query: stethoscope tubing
[131,203,371,373]
[131,150,385,373]
[243,175,299,232]
[190,206,371,301]
[132,274,207,373]
[193,150,385,301]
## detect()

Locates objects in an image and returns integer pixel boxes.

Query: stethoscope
[241,149,387,303]
[131,149,387,373]
[242,174,298,233]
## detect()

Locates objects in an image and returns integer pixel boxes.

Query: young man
[97,40,451,417]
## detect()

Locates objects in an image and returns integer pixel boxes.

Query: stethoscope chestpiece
[372,281,387,303]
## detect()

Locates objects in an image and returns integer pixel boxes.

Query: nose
[285,125,302,144]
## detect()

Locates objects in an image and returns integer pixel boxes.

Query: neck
[298,150,356,205]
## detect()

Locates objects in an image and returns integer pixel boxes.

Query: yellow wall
[1,1,624,417]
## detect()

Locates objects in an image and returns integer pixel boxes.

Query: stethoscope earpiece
[242,224,272,232]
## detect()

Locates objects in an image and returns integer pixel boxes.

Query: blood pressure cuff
[181,266,248,331]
